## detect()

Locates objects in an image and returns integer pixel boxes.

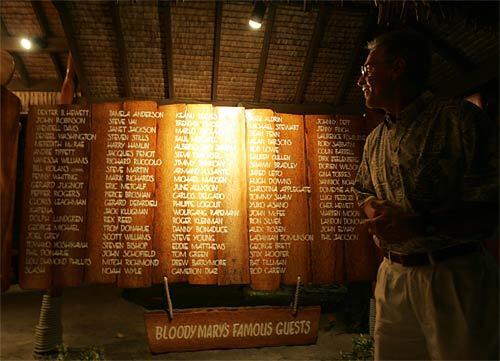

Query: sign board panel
[144,306,321,353]
[18,102,378,291]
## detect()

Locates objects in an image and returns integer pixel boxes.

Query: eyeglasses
[360,64,375,77]
[360,59,395,77]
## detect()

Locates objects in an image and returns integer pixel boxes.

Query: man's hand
[361,199,420,244]
[361,197,386,219]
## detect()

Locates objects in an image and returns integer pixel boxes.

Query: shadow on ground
[1,283,370,360]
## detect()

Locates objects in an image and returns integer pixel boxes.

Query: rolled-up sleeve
[354,138,377,207]
[460,101,498,204]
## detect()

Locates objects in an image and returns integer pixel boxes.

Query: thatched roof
[1,0,498,113]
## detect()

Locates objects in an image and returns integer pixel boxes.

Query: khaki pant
[374,250,499,360]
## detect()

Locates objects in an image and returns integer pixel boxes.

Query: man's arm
[364,201,498,245]
[366,101,498,244]
[353,137,378,219]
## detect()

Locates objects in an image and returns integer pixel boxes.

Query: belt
[384,242,482,267]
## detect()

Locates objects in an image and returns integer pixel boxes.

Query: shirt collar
[384,91,433,128]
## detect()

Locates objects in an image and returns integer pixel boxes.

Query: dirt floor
[1,284,358,360]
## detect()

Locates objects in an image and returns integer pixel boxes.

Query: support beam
[48,53,65,81]
[159,98,364,116]
[30,1,65,80]
[412,22,473,72]
[111,2,131,98]
[211,1,222,102]
[334,9,375,106]
[158,1,174,99]
[234,101,363,116]
[1,18,30,86]
[254,3,276,102]
[7,79,62,92]
[31,1,51,35]
[52,1,89,97]
[294,5,329,103]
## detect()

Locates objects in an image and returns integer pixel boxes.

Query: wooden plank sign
[275,113,312,285]
[19,105,93,289]
[144,306,320,353]
[245,109,280,291]
[154,104,188,284]
[18,102,379,290]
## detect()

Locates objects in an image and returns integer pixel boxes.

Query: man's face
[357,47,395,110]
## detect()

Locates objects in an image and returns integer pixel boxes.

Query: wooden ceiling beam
[30,1,52,35]
[30,1,65,81]
[30,0,64,80]
[254,3,276,103]
[334,9,375,106]
[159,98,364,115]
[48,53,65,82]
[7,78,62,92]
[1,18,30,87]
[52,1,89,97]
[111,2,131,98]
[158,1,174,99]
[231,101,363,116]
[412,22,473,72]
[294,5,329,103]
[211,1,223,102]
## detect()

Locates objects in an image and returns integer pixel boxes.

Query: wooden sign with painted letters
[144,306,321,353]
[18,102,379,291]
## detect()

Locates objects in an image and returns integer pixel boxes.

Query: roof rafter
[52,1,89,97]
[294,5,329,103]
[158,1,174,99]
[254,3,276,103]
[30,1,65,81]
[211,1,223,102]
[8,78,62,92]
[111,2,131,98]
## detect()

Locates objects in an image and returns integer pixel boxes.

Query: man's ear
[391,57,406,80]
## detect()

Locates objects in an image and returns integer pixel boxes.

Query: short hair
[367,30,431,90]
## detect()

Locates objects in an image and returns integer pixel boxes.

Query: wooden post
[0,50,21,292]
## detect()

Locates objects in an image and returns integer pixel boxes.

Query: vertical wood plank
[153,104,187,283]
[19,107,52,289]
[85,102,123,284]
[246,109,280,291]
[51,105,91,287]
[185,104,218,285]
[305,115,343,284]
[275,113,312,285]
[117,100,158,288]
[213,107,249,285]
[19,106,92,289]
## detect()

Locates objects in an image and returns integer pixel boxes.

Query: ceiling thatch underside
[1,0,498,113]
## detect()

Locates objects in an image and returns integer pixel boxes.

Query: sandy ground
[1,284,357,360]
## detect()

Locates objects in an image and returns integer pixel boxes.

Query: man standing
[354,31,498,360]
